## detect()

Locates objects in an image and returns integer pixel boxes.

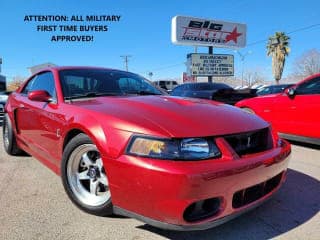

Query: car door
[286,77,320,138]
[15,75,40,145]
[15,71,63,162]
[267,93,296,134]
[248,92,294,134]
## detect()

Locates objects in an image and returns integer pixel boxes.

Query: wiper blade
[126,90,162,95]
[86,92,123,97]
[64,92,123,100]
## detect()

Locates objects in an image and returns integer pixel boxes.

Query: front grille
[232,172,283,208]
[224,128,273,156]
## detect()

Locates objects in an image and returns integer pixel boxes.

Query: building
[0,74,6,91]
[28,62,57,74]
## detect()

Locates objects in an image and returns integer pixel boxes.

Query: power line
[288,23,320,34]
[120,55,132,71]
[150,62,184,72]
[247,23,320,47]
[148,23,320,74]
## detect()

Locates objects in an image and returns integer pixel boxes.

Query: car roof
[32,66,126,75]
[268,83,293,87]
[181,82,230,86]
[181,82,232,88]
[296,73,320,86]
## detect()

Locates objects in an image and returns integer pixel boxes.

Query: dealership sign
[182,72,196,83]
[172,16,246,48]
[187,53,234,77]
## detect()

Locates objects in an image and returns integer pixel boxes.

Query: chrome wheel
[67,144,110,207]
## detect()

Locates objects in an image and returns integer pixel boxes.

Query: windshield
[59,69,164,99]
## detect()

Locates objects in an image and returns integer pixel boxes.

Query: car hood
[70,95,269,137]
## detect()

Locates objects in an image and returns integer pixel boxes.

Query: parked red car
[236,73,320,145]
[3,66,291,230]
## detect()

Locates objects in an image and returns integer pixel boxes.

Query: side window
[179,85,185,91]
[21,76,36,94]
[296,77,320,95]
[171,85,182,94]
[257,87,271,95]
[184,84,191,90]
[178,85,186,91]
[21,72,56,100]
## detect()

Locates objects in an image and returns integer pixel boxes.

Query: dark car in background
[170,82,257,105]
[256,84,294,96]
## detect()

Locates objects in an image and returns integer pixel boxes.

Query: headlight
[127,136,221,160]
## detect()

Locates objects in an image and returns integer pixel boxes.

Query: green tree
[267,32,290,84]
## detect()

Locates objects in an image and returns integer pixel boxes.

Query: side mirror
[28,90,52,102]
[285,88,296,98]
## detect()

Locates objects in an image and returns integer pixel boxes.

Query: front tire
[3,113,23,155]
[61,133,113,216]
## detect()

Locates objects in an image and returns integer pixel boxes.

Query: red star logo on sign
[225,27,242,43]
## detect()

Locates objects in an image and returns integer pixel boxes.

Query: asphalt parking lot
[0,131,319,240]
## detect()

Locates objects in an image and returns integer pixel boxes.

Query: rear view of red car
[236,73,320,145]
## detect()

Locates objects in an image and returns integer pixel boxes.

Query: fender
[60,113,132,161]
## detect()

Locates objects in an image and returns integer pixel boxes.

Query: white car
[153,80,178,92]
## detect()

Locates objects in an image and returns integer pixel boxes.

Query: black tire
[3,113,23,155]
[61,133,113,216]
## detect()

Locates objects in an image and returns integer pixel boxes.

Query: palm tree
[266,32,290,84]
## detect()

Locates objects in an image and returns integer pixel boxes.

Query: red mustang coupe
[3,67,291,230]
[236,73,320,145]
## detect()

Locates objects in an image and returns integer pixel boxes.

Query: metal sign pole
[208,46,213,83]
[194,46,197,82]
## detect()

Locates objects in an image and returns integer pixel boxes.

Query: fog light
[183,198,221,222]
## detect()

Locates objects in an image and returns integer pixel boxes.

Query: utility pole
[234,50,252,87]
[120,55,131,71]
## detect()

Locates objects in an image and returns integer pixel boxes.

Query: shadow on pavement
[136,168,320,240]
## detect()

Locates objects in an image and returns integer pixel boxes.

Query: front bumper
[104,138,291,230]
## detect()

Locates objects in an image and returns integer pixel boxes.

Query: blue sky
[1,0,320,82]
